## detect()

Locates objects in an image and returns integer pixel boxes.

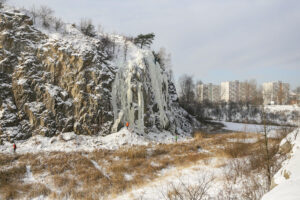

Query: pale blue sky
[8,0,300,89]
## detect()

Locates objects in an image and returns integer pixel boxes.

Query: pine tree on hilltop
[134,33,155,48]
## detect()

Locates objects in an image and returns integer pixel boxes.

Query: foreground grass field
[0,128,292,200]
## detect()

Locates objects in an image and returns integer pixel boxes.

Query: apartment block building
[262,81,290,105]
[197,83,220,103]
[220,81,240,102]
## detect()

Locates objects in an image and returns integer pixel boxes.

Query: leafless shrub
[163,175,214,200]
[96,35,116,61]
[124,35,134,42]
[216,184,235,200]
[54,17,63,31]
[79,18,96,37]
[29,5,38,23]
[38,5,54,28]
[240,176,268,200]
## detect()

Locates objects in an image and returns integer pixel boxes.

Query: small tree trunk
[262,105,271,189]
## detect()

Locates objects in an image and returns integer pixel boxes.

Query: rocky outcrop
[0,8,198,141]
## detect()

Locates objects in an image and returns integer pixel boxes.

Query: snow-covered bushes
[197,102,299,126]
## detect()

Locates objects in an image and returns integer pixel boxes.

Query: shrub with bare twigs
[162,175,214,200]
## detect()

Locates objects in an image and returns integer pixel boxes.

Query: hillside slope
[262,128,300,200]
[0,6,198,141]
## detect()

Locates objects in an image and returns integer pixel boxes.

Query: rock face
[0,8,198,141]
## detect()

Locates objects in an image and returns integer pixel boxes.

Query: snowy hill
[262,128,300,200]
[0,6,198,142]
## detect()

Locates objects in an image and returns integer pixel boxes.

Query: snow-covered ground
[262,128,300,200]
[0,128,190,154]
[214,120,289,138]
[265,105,300,112]
[112,161,221,200]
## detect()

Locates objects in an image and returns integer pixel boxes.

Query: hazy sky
[8,0,300,89]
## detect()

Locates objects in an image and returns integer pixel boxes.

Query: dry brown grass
[0,129,287,200]
[28,183,51,199]
[0,153,21,166]
[193,131,212,139]
[0,164,26,185]
[114,146,148,160]
[223,142,250,158]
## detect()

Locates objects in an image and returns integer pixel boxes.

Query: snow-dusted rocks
[0,8,197,142]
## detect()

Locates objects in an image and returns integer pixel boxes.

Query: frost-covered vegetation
[0,126,293,199]
[196,103,299,126]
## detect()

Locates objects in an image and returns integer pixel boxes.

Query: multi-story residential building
[197,83,220,103]
[220,81,239,102]
[262,81,290,105]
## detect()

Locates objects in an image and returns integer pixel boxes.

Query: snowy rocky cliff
[0,8,198,141]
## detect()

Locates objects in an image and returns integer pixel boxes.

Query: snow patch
[227,138,258,143]
[91,160,110,179]
[124,173,133,181]
[23,165,35,183]
[17,78,27,85]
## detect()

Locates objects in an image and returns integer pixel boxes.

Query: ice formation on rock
[0,6,199,141]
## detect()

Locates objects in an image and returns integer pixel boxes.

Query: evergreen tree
[134,33,155,48]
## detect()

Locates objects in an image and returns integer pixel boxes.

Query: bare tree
[54,17,63,31]
[194,80,203,103]
[162,175,214,200]
[29,5,38,23]
[294,86,300,94]
[156,47,173,79]
[79,18,96,37]
[179,74,195,104]
[38,5,54,28]
[277,82,284,105]
[261,105,271,190]
[252,85,263,105]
